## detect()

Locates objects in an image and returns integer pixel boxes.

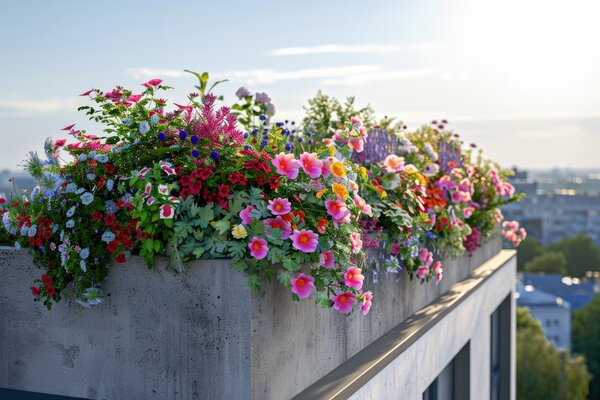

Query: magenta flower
[272,152,300,180]
[299,152,323,179]
[263,216,292,239]
[349,232,363,254]
[291,273,315,299]
[361,291,374,315]
[320,250,335,269]
[348,137,364,153]
[332,291,356,314]
[344,267,365,290]
[240,205,255,225]
[248,237,269,259]
[159,204,174,219]
[417,265,429,280]
[418,248,429,263]
[290,229,319,253]
[325,199,350,222]
[432,261,443,284]
[268,198,292,215]
[450,191,463,203]
[321,158,332,178]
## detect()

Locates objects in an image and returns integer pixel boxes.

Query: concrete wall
[0,234,501,400]
[348,251,516,400]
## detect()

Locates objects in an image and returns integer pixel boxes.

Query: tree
[573,295,600,399]
[517,307,591,400]
[549,235,600,277]
[524,252,568,275]
[517,237,545,271]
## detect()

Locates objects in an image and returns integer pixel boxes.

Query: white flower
[235,86,252,99]
[265,103,276,117]
[231,224,248,239]
[255,92,272,105]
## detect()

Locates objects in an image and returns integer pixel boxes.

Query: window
[423,342,470,400]
[491,295,512,400]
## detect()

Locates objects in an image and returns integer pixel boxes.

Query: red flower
[91,211,103,222]
[46,286,56,297]
[317,218,329,234]
[31,286,42,297]
[105,164,115,175]
[107,241,120,253]
[255,174,267,186]
[228,173,247,186]
[41,274,53,287]
[104,214,116,227]
[80,89,94,96]
[218,184,231,198]
[198,168,212,181]
[97,176,106,189]
[114,253,127,263]
[0,197,6,204]
[268,176,281,191]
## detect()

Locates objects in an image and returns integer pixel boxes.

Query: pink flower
[361,291,374,315]
[354,195,373,217]
[351,117,361,124]
[143,79,163,87]
[417,265,429,280]
[348,137,364,152]
[349,232,363,254]
[320,250,335,269]
[383,154,405,172]
[147,197,156,206]
[268,198,292,215]
[161,164,176,176]
[290,229,319,253]
[128,94,143,103]
[418,248,429,263]
[263,217,292,239]
[325,199,350,222]
[272,152,300,180]
[332,291,356,314]
[391,243,401,256]
[158,184,169,195]
[291,273,315,299]
[159,204,174,219]
[432,261,443,284]
[248,237,269,259]
[138,167,150,179]
[240,205,255,225]
[299,152,323,179]
[463,207,474,218]
[451,191,462,203]
[344,267,364,290]
[321,158,332,178]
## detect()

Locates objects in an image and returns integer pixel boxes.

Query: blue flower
[52,224,59,234]
[27,224,37,238]
[66,206,76,218]
[121,117,133,126]
[87,173,96,181]
[150,115,159,125]
[101,231,116,243]
[14,241,21,250]
[96,154,109,163]
[88,151,97,159]
[157,132,166,141]
[191,149,200,158]
[75,188,85,195]
[20,224,29,236]
[80,192,94,205]
[104,200,117,215]
[191,135,199,145]
[66,219,75,229]
[139,121,150,134]
[80,248,90,260]
[65,183,77,193]
[30,186,41,200]
[179,130,187,141]
[210,151,219,160]
[77,154,88,162]
[106,179,114,191]
[80,260,87,272]
[285,142,294,152]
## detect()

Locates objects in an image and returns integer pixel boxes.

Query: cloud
[268,43,436,56]
[0,99,78,116]
[510,125,588,140]
[126,65,435,87]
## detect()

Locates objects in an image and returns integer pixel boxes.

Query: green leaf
[283,258,300,272]
[212,219,230,235]
[197,206,215,228]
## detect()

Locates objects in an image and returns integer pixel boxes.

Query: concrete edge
[292,249,517,400]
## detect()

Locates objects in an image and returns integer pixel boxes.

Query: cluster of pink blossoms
[502,220,527,247]
[416,248,443,284]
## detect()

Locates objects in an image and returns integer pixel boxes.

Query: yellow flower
[332,182,349,200]
[359,167,368,180]
[330,161,346,178]
[328,145,335,156]
[380,190,388,199]
[316,188,329,199]
[231,224,248,239]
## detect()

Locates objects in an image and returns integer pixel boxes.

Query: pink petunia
[272,152,300,180]
[451,191,462,204]
[248,237,269,259]
[128,94,143,103]
[349,232,363,254]
[344,267,364,290]
[417,265,429,280]
[320,250,335,269]
[263,216,292,239]
[321,158,332,178]
[463,207,474,218]
[143,78,163,87]
[268,198,292,215]
[432,261,443,284]
[325,199,350,222]
[383,154,405,172]
[240,205,255,225]
[290,229,319,253]
[159,204,174,219]
[291,273,315,299]
[348,137,364,153]
[361,291,374,315]
[299,152,323,179]
[354,195,373,217]
[332,291,356,314]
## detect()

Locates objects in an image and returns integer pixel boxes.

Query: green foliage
[524,252,568,275]
[517,237,545,271]
[517,307,591,400]
[549,235,600,277]
[573,295,600,399]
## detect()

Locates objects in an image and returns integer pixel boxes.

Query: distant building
[516,283,571,351]
[521,273,597,311]
[503,170,600,245]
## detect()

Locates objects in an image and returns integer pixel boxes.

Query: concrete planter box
[0,234,501,400]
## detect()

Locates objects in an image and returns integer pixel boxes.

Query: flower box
[0,233,500,400]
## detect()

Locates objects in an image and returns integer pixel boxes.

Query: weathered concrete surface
[0,233,501,400]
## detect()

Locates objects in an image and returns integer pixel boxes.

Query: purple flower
[179,130,187,141]
[191,135,199,145]
[210,151,219,160]
[157,132,166,141]
[191,149,200,158]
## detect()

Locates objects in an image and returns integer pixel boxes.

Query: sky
[1,0,599,171]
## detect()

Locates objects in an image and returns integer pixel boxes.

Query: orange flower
[332,182,349,200]
[330,161,346,178]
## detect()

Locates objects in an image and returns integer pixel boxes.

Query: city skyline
[1,0,599,171]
